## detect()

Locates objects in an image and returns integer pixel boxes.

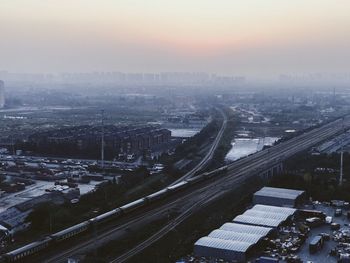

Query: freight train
[0,165,228,262]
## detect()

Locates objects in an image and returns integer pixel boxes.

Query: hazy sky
[1,0,350,76]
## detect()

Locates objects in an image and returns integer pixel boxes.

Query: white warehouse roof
[252,204,296,216]
[233,215,282,228]
[220,223,273,236]
[243,209,290,221]
[194,224,273,261]
[253,187,305,207]
[209,229,264,244]
[262,187,304,196]
[195,237,253,253]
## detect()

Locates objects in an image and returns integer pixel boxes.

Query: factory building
[253,186,305,207]
[0,80,5,108]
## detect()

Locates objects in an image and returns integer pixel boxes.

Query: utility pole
[339,117,345,186]
[101,110,105,169]
[340,151,344,186]
[11,136,15,155]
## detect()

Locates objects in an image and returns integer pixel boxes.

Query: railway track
[170,107,227,185]
[3,116,350,263]
[109,117,350,262]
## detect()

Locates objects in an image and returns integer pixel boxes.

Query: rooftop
[195,237,253,253]
[254,187,304,200]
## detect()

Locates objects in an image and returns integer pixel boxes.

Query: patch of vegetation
[160,118,221,165]
[269,152,350,201]
[207,107,240,170]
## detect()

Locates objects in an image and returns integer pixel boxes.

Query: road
[170,107,228,185]
[17,116,350,262]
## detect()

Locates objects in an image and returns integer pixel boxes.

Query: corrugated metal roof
[233,215,282,227]
[243,209,290,221]
[252,204,296,216]
[262,187,304,195]
[254,187,304,200]
[219,223,273,236]
[209,229,263,244]
[195,237,253,252]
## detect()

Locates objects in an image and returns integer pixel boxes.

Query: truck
[309,235,324,254]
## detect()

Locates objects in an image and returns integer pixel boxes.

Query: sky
[0,0,350,77]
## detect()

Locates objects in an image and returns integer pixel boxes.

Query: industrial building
[194,237,254,262]
[219,223,273,236]
[232,204,296,228]
[193,188,301,262]
[0,80,4,108]
[253,186,305,207]
[194,223,273,262]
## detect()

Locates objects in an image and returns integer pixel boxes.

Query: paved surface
[297,203,349,263]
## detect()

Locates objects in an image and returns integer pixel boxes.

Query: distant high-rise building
[0,80,5,108]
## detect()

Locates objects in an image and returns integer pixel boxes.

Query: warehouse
[208,229,265,244]
[194,224,273,262]
[194,237,254,262]
[243,209,290,221]
[233,215,282,228]
[232,204,296,228]
[219,222,273,236]
[253,187,305,207]
[252,204,296,215]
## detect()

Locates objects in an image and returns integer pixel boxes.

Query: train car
[218,165,228,172]
[167,180,189,192]
[204,170,216,178]
[145,188,169,202]
[309,235,324,254]
[202,172,210,178]
[119,198,146,214]
[88,208,123,225]
[50,221,90,242]
[186,174,204,185]
[3,237,52,262]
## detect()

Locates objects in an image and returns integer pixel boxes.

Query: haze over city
[1,1,350,263]
[1,1,350,78]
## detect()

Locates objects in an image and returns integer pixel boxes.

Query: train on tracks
[0,166,228,262]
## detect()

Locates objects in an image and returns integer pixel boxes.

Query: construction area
[178,186,350,263]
